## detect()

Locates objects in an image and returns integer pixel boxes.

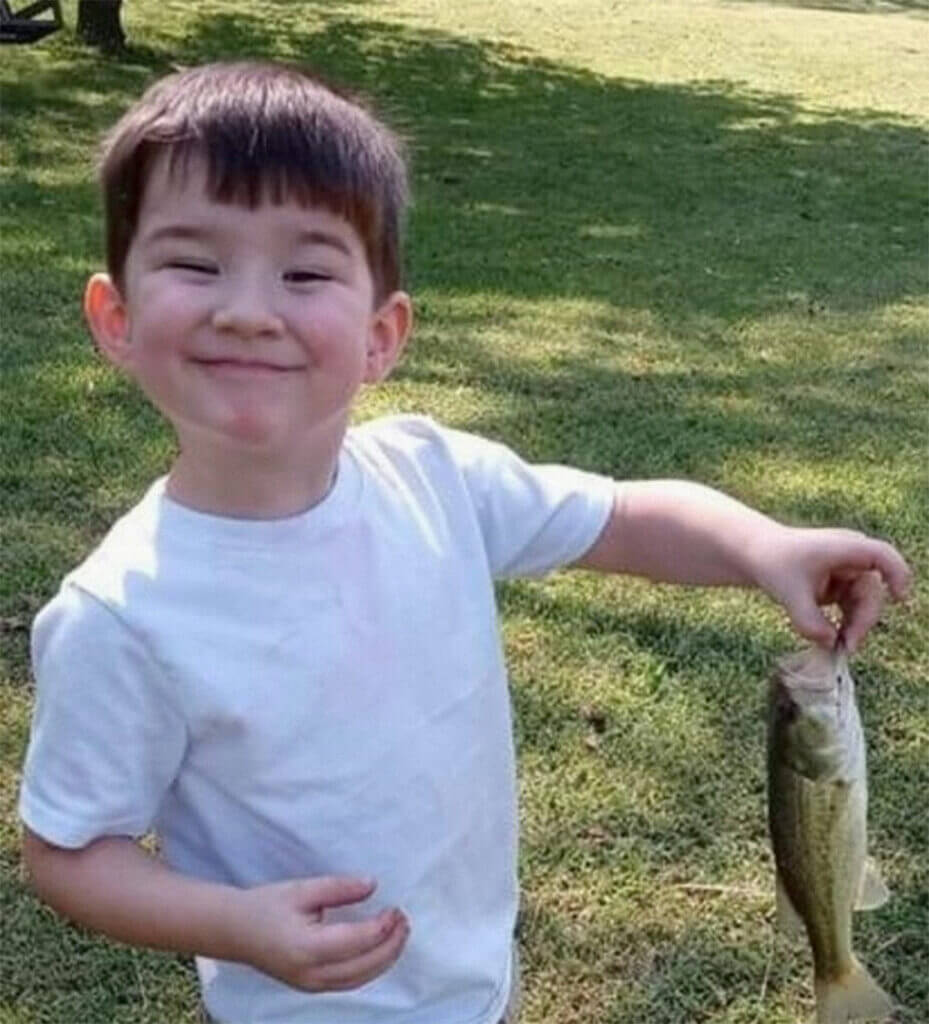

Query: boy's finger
[839,572,885,654]
[304,912,409,991]
[865,539,912,601]
[295,876,376,914]
[834,537,912,601]
[309,909,407,965]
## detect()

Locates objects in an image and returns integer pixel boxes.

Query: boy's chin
[220,413,281,448]
[171,403,351,459]
[174,413,288,455]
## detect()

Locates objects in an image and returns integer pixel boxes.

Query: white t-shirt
[20,415,615,1024]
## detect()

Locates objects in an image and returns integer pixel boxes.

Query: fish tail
[814,957,893,1023]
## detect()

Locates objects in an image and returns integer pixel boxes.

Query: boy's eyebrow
[143,224,214,245]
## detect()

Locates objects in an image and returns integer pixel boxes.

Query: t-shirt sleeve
[437,422,617,578]
[19,585,187,849]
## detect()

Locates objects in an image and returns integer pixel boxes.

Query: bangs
[162,132,381,242]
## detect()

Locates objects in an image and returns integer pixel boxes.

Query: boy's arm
[21,828,409,992]
[573,481,912,649]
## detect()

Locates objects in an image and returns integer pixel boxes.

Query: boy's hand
[756,526,912,652]
[229,876,409,993]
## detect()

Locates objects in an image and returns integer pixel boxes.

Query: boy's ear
[84,273,132,368]
[364,291,413,383]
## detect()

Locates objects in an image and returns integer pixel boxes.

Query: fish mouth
[776,645,847,690]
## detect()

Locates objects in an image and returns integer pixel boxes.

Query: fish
[767,644,894,1023]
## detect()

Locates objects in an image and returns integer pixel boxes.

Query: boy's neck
[166,440,342,520]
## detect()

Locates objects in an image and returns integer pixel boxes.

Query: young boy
[19,61,910,1024]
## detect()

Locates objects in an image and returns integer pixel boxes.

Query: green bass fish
[767,645,893,1023]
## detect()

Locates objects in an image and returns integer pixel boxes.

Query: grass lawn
[1,1,926,1021]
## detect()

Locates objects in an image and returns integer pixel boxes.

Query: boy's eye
[166,261,218,275]
[284,270,331,284]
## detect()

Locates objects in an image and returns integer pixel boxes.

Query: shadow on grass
[2,6,925,512]
[3,8,926,318]
[167,9,929,317]
[403,329,926,503]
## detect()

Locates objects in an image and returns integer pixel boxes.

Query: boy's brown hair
[99,61,409,302]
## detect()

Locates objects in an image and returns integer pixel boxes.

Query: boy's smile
[85,154,411,516]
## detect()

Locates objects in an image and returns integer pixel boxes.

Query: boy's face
[86,153,410,460]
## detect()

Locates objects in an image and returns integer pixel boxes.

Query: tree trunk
[77,0,125,51]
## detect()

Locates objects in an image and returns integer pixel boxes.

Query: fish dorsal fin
[856,857,890,911]
[775,871,805,937]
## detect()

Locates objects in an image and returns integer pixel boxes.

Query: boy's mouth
[192,358,304,373]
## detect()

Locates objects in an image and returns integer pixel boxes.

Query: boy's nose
[212,286,284,339]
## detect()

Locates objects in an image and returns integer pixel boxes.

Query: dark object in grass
[0,0,62,44]
[77,0,124,52]
[580,703,608,733]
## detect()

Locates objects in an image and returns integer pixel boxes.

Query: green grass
[1,1,927,1021]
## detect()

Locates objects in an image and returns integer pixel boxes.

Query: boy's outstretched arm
[21,828,409,992]
[573,481,912,651]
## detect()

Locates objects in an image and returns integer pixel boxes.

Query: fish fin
[855,857,890,912]
[814,958,894,1023]
[775,871,805,937]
